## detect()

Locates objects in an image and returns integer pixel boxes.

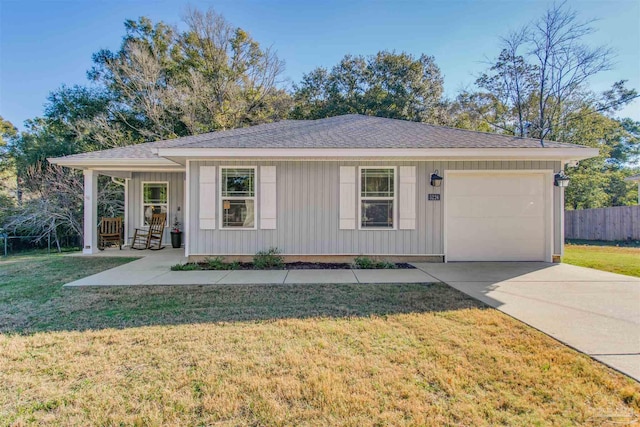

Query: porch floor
[63,248,440,286]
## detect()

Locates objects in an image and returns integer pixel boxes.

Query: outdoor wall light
[430,170,443,187]
[554,171,570,187]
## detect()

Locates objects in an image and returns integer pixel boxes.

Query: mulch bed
[195,262,416,270]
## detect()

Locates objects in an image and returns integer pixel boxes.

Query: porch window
[221,167,256,228]
[360,167,395,229]
[142,182,168,226]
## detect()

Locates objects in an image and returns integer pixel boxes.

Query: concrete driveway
[412,262,640,382]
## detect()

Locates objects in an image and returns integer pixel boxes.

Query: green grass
[1,254,639,426]
[563,244,640,278]
[566,239,640,248]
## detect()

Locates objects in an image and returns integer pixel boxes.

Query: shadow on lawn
[1,282,490,335]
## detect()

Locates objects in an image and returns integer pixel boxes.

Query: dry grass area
[1,255,639,426]
[564,244,640,278]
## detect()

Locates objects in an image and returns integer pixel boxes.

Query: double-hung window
[221,167,256,229]
[360,167,395,229]
[142,182,168,226]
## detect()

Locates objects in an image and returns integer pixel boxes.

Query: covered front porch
[81,169,186,255]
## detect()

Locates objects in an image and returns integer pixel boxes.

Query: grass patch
[564,244,640,278]
[206,256,240,270]
[170,262,200,271]
[1,255,639,425]
[566,239,640,248]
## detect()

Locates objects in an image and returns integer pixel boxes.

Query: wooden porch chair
[98,217,123,250]
[131,213,166,250]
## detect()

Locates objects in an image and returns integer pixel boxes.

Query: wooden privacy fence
[565,205,640,241]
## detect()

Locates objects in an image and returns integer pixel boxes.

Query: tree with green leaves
[0,116,18,229]
[88,8,290,141]
[291,51,445,123]
[3,7,291,248]
[0,116,17,176]
[562,110,639,209]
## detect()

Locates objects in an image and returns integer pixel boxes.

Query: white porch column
[83,170,99,254]
[124,178,130,246]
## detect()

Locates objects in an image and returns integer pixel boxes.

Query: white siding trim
[83,170,98,254]
[123,178,129,245]
[156,147,599,161]
[399,166,416,229]
[185,161,190,256]
[339,166,356,229]
[199,166,216,229]
[260,166,277,229]
[559,186,565,256]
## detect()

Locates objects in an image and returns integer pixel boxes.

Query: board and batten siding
[126,172,185,245]
[188,160,562,256]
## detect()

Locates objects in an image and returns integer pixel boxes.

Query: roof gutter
[154,147,599,162]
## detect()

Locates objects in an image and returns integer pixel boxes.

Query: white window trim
[358,166,398,230]
[219,166,258,230]
[141,181,169,226]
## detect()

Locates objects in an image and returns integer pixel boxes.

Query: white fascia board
[47,157,183,170]
[154,147,599,161]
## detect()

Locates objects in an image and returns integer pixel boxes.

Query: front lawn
[563,244,640,278]
[1,255,638,425]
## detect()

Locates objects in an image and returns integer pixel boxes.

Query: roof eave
[154,147,599,162]
[47,157,184,171]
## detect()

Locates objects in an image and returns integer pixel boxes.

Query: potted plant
[170,213,182,248]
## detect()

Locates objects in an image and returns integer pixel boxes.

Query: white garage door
[446,172,550,262]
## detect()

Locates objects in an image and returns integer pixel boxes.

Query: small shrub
[253,247,284,269]
[353,256,376,269]
[171,263,200,271]
[206,256,232,270]
[204,257,240,270]
[377,261,397,269]
[352,256,397,269]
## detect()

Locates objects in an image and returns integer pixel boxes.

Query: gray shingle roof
[52,114,585,161]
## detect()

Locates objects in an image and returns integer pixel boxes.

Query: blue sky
[1,0,639,130]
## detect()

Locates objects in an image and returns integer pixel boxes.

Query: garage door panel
[449,196,544,218]
[446,172,548,262]
[448,217,544,241]
[447,238,546,261]
[447,174,544,197]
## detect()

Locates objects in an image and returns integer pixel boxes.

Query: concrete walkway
[413,262,640,382]
[63,250,439,286]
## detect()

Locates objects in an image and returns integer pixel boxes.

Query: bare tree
[4,164,123,251]
[474,2,619,144]
[178,8,289,131]
[529,2,613,144]
[101,38,184,140]
[477,29,538,136]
